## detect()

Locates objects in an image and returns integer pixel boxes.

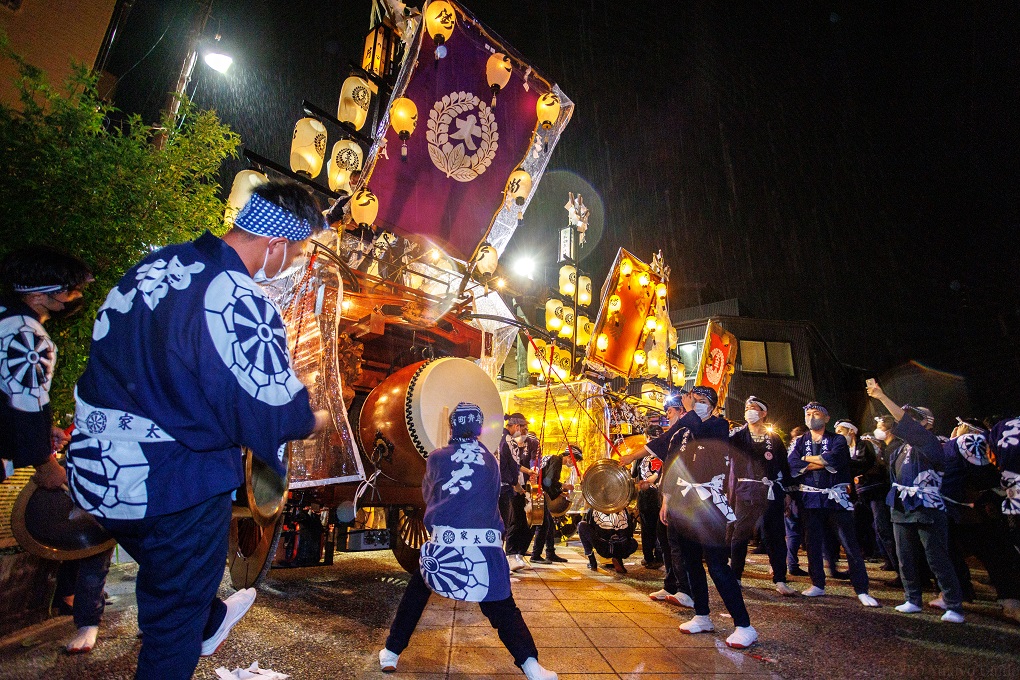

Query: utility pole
[156,0,212,149]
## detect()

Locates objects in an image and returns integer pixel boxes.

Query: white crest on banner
[427,91,499,182]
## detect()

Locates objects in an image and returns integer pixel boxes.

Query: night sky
[104,0,1020,413]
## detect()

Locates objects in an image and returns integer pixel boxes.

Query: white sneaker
[664,592,695,608]
[648,588,671,601]
[929,594,947,610]
[775,582,797,596]
[858,593,880,608]
[509,554,526,572]
[379,648,399,672]
[895,602,922,613]
[679,614,715,634]
[200,588,256,656]
[66,625,98,654]
[725,625,758,649]
[522,656,557,680]
[802,586,825,597]
[941,610,965,624]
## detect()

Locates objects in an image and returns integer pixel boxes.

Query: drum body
[581,458,636,514]
[358,358,504,486]
[11,480,116,560]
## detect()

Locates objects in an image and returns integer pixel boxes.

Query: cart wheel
[228,514,283,589]
[386,506,428,574]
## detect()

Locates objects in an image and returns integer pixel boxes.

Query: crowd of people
[3,177,1019,678]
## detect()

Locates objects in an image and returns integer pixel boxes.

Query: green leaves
[0,37,240,419]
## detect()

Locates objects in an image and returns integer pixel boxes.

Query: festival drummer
[379,402,557,680]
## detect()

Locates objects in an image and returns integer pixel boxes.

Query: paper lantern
[558,307,575,339]
[645,316,657,332]
[576,316,592,346]
[552,346,572,379]
[486,52,512,107]
[633,350,646,366]
[290,118,327,178]
[327,139,363,194]
[657,363,670,380]
[558,264,576,297]
[474,243,498,276]
[648,356,660,374]
[362,21,397,80]
[526,338,547,375]
[656,283,667,299]
[638,272,651,287]
[545,299,564,332]
[350,188,379,228]
[224,170,267,225]
[536,91,561,130]
[424,0,456,59]
[577,275,592,306]
[505,169,532,219]
[338,76,372,131]
[596,333,609,351]
[620,259,633,276]
[608,295,621,313]
[390,97,418,159]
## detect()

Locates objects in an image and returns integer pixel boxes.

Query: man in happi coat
[499,412,533,571]
[379,402,556,680]
[728,396,796,596]
[868,382,964,622]
[941,418,1020,623]
[788,401,879,607]
[630,387,757,648]
[989,415,1020,558]
[66,180,331,678]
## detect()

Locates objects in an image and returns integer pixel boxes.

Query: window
[739,340,795,377]
[766,342,795,377]
[677,342,703,379]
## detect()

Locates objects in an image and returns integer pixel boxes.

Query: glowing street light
[513,257,535,279]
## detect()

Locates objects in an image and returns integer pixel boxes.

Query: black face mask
[48,295,87,320]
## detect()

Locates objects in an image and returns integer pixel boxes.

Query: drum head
[406,358,503,456]
[581,459,634,514]
[11,481,116,560]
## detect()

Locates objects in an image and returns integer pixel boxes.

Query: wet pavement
[1,539,1019,679]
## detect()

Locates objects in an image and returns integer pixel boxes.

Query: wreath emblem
[426,91,499,183]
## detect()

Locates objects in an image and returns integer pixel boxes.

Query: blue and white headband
[235,192,313,241]
[746,395,768,412]
[691,385,718,406]
[804,401,829,416]
[13,283,65,293]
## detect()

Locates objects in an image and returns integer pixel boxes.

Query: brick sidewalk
[358,545,777,679]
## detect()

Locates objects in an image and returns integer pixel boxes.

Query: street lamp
[513,257,535,279]
[203,34,232,73]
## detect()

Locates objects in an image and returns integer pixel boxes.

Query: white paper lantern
[224,170,267,225]
[338,76,372,131]
[290,118,327,178]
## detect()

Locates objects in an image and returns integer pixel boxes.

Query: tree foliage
[0,34,240,419]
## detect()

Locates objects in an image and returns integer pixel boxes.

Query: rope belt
[430,525,503,548]
[890,470,945,511]
[676,473,735,521]
[737,477,784,501]
[796,483,854,511]
[1002,470,1020,515]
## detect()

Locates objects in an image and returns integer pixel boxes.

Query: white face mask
[253,242,302,283]
[744,410,761,424]
[874,428,888,441]
[693,402,712,419]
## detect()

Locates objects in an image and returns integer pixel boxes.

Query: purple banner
[366,11,541,262]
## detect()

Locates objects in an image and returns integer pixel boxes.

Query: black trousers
[531,500,556,557]
[803,508,870,594]
[55,547,114,628]
[386,570,538,666]
[637,488,662,562]
[948,516,1020,601]
[577,522,637,560]
[730,495,788,583]
[660,520,691,596]
[506,491,533,556]
[99,493,230,680]
[675,532,750,627]
[870,499,899,572]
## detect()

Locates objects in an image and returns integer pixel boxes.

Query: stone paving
[357,545,778,679]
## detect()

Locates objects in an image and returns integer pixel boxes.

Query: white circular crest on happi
[204,270,305,406]
[0,315,55,412]
[426,91,499,182]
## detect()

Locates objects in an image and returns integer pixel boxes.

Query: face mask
[805,416,824,430]
[693,402,712,419]
[47,294,86,320]
[874,428,888,441]
[744,410,761,424]
[513,434,526,446]
[253,242,297,283]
